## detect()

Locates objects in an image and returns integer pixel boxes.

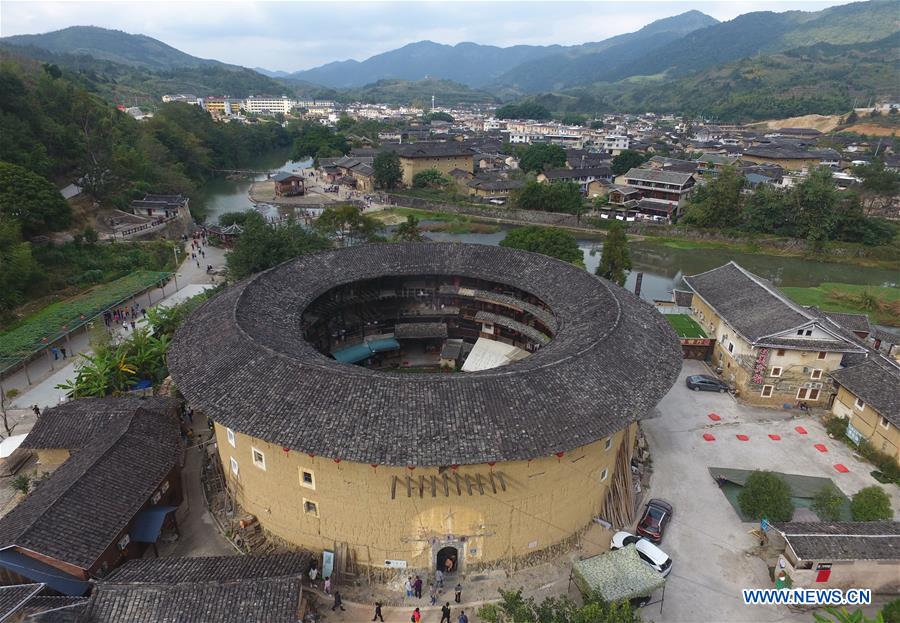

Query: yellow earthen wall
[836,386,900,463]
[400,156,474,187]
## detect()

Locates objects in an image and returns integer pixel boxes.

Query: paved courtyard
[641,359,899,623]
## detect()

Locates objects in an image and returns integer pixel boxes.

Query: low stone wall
[387,194,594,229]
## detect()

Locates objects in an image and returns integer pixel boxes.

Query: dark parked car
[636,499,673,543]
[685,374,730,393]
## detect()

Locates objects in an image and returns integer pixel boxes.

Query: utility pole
[172,246,180,292]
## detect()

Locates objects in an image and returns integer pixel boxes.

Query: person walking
[309,565,318,585]
[32,405,41,418]
[331,591,345,611]
[440,602,452,623]
[372,602,384,622]
[436,568,444,588]
[411,607,421,623]
[60,347,67,359]
[404,576,413,598]
[413,575,423,599]
[454,582,462,603]
[458,610,468,623]
[51,347,60,361]
[429,582,437,606]
[324,576,331,595]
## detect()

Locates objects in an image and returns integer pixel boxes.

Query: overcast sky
[2,1,853,72]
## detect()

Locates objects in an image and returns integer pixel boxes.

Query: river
[196,153,898,305]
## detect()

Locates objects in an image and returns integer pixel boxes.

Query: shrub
[824,416,848,439]
[882,598,900,623]
[857,440,900,482]
[850,486,892,521]
[11,474,30,495]
[737,470,794,522]
[811,485,845,521]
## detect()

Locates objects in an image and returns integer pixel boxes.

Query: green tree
[510,180,583,215]
[814,606,885,623]
[0,161,72,236]
[0,219,43,312]
[313,204,382,246]
[290,121,349,162]
[500,226,584,266]
[392,215,424,242]
[478,588,641,623]
[741,185,794,236]
[850,486,892,521]
[373,151,402,190]
[518,143,566,174]
[737,470,794,522]
[811,485,845,521]
[682,166,744,228]
[792,167,838,250]
[424,111,454,123]
[590,120,605,129]
[412,168,451,189]
[217,211,251,227]
[495,103,551,121]
[596,222,631,286]
[845,110,859,124]
[611,150,648,176]
[227,212,331,279]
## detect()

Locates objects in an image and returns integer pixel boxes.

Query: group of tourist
[103,303,146,332]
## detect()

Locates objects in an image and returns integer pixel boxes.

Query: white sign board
[384,559,407,568]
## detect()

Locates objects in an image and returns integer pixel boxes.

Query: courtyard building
[683,262,865,406]
[169,243,681,573]
[389,143,475,187]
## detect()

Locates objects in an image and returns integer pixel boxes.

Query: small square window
[303,499,319,516]
[855,398,865,410]
[796,329,804,336]
[226,428,236,448]
[230,456,239,476]
[251,448,266,471]
[761,385,774,398]
[817,351,827,360]
[727,342,734,353]
[880,417,890,429]
[808,388,820,401]
[604,437,612,451]
[810,369,822,380]
[797,388,808,400]
[770,367,782,377]
[599,468,608,482]
[777,349,785,357]
[300,469,316,490]
[805,330,813,337]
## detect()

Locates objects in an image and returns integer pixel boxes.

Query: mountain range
[0,1,897,121]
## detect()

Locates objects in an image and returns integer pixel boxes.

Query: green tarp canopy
[572,545,665,602]
[708,467,841,499]
[332,338,401,364]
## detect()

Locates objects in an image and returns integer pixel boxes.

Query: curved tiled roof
[169,243,681,466]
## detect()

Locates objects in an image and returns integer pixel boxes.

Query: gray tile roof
[623,168,694,186]
[755,337,862,353]
[830,359,900,426]
[392,143,474,159]
[169,243,682,466]
[0,583,42,622]
[684,262,860,350]
[0,407,181,569]
[823,312,871,334]
[394,323,448,339]
[79,555,308,623]
[773,521,900,561]
[474,311,550,346]
[22,397,178,451]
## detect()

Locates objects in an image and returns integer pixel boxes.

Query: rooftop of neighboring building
[774,521,900,561]
[830,357,900,425]
[622,167,694,186]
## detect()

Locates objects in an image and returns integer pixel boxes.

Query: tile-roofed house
[696,152,741,176]
[393,322,448,340]
[128,194,189,220]
[742,146,842,171]
[822,312,871,339]
[771,521,900,591]
[0,583,42,622]
[683,262,863,406]
[385,143,475,187]
[619,167,696,218]
[21,596,88,621]
[830,357,900,458]
[0,405,182,594]
[77,554,309,623]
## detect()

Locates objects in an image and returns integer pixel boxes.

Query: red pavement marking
[736,434,750,441]
[768,434,781,440]
[795,426,808,434]
[703,433,716,442]
[814,443,828,453]
[834,464,849,473]
[708,413,721,421]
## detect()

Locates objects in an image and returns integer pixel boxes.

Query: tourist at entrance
[413,575,423,598]
[444,556,455,574]
[411,607,421,622]
[455,582,462,603]
[331,591,345,611]
[429,582,437,605]
[324,576,331,595]
[440,602,452,623]
[372,601,384,622]
[458,610,468,623]
[404,576,413,597]
[435,568,444,588]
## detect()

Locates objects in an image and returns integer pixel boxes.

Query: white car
[610,531,673,577]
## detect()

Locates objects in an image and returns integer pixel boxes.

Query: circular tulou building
[170,243,681,572]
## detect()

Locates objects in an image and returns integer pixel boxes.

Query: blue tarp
[332,338,400,363]
[129,506,177,543]
[0,548,90,596]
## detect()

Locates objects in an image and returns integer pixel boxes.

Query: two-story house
[830,357,900,464]
[683,262,865,406]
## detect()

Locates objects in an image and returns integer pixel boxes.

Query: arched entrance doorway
[437,546,459,574]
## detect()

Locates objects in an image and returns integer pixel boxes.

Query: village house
[0,397,183,594]
[466,178,524,199]
[129,194,190,220]
[271,172,304,197]
[683,262,865,406]
[537,166,612,193]
[829,356,900,463]
[331,156,375,191]
[769,522,899,593]
[616,168,696,220]
[389,142,475,187]
[695,152,741,176]
[742,146,842,171]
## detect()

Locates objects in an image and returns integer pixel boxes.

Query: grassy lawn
[665,314,707,338]
[781,282,900,327]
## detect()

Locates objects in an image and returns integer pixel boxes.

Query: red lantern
[370,464,378,470]
[450,465,459,471]
[333,458,342,464]
[407,465,416,471]
[308,453,316,459]
[283,447,290,454]
[487,461,496,471]
[555,451,565,461]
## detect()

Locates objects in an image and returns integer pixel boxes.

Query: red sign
[681,338,711,346]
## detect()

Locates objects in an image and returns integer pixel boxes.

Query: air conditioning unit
[117,534,131,551]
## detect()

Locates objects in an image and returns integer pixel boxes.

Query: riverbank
[780,283,900,327]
